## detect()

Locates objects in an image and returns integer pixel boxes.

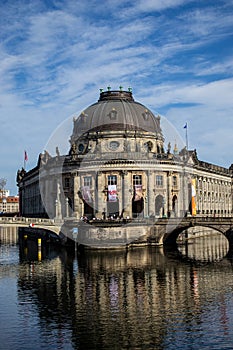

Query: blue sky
[0,0,233,194]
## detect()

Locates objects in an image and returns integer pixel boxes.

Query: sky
[0,0,233,194]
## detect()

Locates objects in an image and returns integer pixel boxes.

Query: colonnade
[70,170,184,220]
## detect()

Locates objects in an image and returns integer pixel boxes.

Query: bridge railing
[1,215,232,227]
[156,216,233,225]
[186,216,233,223]
[0,217,56,225]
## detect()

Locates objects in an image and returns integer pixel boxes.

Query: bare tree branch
[0,178,7,191]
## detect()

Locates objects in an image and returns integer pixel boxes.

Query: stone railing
[0,217,55,225]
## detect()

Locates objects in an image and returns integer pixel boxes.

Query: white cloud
[136,0,190,12]
[0,0,233,193]
[137,78,233,168]
[140,78,233,109]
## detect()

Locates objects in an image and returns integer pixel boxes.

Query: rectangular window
[84,176,92,187]
[64,177,70,188]
[156,175,163,187]
[133,175,142,186]
[172,176,177,187]
[108,175,117,186]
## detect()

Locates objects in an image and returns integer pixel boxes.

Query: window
[109,108,117,120]
[109,141,119,150]
[64,177,70,188]
[142,110,150,120]
[133,175,142,186]
[108,175,117,185]
[156,175,163,187]
[81,112,87,123]
[172,176,177,187]
[78,144,84,152]
[84,176,92,187]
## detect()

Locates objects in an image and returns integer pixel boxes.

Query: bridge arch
[162,223,231,247]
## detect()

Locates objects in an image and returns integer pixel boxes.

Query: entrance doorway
[172,195,178,216]
[155,195,164,217]
[84,202,94,219]
[107,200,119,218]
[132,197,144,218]
[132,175,144,218]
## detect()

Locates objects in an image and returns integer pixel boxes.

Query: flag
[191,179,196,216]
[24,151,28,161]
[183,123,187,129]
[108,185,117,202]
[134,185,142,201]
[82,186,92,203]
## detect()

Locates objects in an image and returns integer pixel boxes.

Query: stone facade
[17,89,232,220]
[0,194,19,215]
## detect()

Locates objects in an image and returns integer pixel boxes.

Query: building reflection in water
[0,226,18,244]
[1,226,233,349]
[177,227,229,262]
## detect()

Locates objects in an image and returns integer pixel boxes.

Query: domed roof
[71,89,163,141]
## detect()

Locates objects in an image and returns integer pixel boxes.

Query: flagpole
[24,150,28,170]
[184,123,188,150]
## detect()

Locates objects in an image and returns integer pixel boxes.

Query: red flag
[24,151,28,161]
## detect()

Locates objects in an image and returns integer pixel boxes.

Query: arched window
[172,195,178,216]
[155,195,164,217]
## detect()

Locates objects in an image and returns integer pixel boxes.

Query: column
[148,170,154,217]
[123,171,131,218]
[73,174,81,218]
[182,169,190,216]
[167,172,172,217]
[54,179,62,221]
[65,197,69,217]
[120,171,125,217]
[96,172,106,219]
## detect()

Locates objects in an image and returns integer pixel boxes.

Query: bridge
[0,216,62,235]
[148,216,233,246]
[62,216,233,248]
[1,216,233,248]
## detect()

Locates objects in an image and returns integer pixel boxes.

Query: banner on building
[82,186,92,203]
[191,179,196,216]
[108,185,117,202]
[134,185,143,201]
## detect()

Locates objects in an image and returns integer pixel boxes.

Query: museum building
[16,89,233,220]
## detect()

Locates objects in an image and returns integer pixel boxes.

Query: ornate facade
[17,89,233,220]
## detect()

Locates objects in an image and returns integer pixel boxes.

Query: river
[1,226,233,349]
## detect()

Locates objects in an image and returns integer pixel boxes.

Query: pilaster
[123,171,131,217]
[73,175,81,218]
[148,170,154,217]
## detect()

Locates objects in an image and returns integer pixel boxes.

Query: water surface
[1,226,233,349]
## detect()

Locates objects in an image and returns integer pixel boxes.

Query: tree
[0,178,7,191]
